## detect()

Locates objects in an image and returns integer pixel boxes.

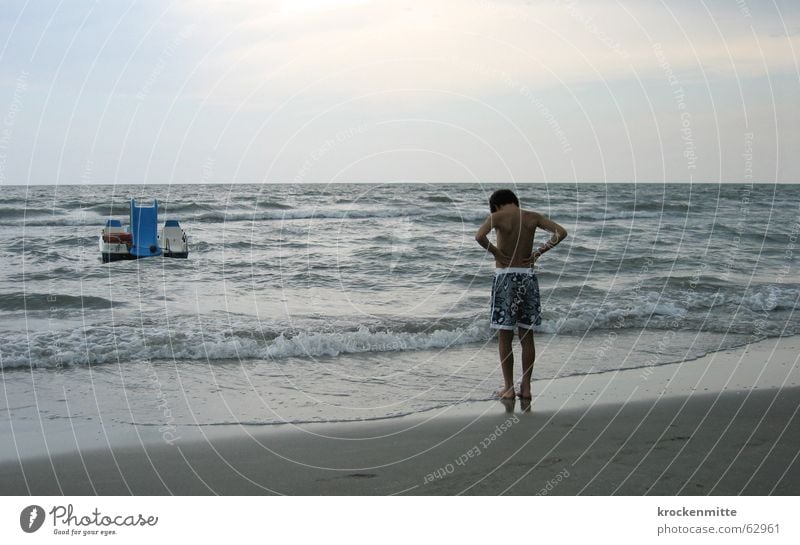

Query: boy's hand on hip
[521,253,539,267]
[494,250,513,267]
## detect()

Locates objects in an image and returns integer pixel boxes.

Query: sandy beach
[2,11,799,545]
[2,335,798,495]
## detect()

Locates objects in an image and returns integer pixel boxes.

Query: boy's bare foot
[518,385,532,400]
[494,386,516,400]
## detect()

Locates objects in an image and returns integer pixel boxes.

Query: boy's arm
[530,213,568,261]
[475,214,511,265]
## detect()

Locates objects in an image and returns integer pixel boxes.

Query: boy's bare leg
[497,329,515,399]
[519,327,535,399]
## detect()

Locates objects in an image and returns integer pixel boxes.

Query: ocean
[1,182,798,454]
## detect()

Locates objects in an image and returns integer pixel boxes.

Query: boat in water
[99,198,189,263]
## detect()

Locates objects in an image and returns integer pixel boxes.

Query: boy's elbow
[559,228,568,239]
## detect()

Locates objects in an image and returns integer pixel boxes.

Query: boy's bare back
[476,205,567,268]
[492,207,538,268]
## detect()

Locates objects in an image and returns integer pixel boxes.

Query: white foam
[2,283,796,370]
[0,321,492,369]
[741,285,797,312]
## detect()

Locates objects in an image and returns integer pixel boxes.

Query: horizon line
[1,180,790,187]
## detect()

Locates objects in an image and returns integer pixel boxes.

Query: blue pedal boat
[99,198,189,263]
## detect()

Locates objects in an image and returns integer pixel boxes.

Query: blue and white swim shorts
[490,267,542,330]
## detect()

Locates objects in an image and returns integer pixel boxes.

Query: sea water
[0,183,798,455]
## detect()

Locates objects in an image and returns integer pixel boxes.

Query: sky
[0,0,798,185]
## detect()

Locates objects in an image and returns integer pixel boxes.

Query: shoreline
[1,334,798,495]
[1,386,797,495]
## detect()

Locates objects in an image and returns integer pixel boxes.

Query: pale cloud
[2,0,797,184]
[176,0,800,108]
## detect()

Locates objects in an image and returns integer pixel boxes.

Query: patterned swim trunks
[490,267,542,330]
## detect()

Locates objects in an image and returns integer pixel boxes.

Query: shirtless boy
[475,189,568,401]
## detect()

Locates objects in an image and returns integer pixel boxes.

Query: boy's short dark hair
[489,189,519,213]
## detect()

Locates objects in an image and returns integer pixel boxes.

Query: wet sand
[2,335,799,495]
